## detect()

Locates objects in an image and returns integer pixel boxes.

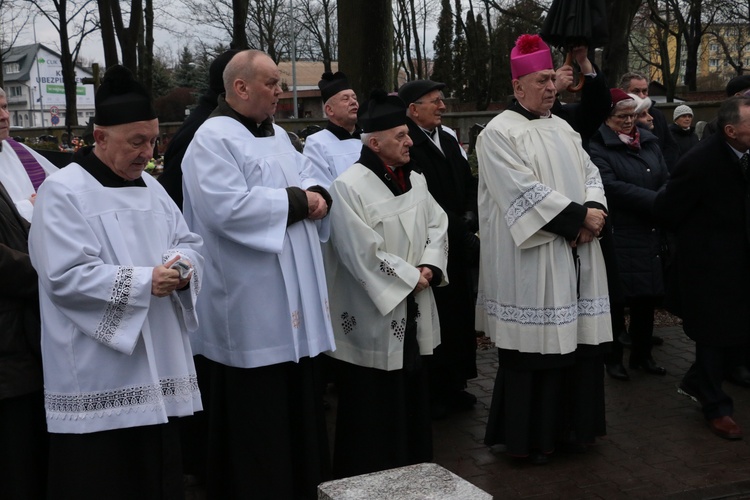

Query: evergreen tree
[452,0,467,101]
[464,11,490,109]
[174,46,199,88]
[151,56,175,99]
[431,0,454,92]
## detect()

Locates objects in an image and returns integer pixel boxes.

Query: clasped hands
[571,207,606,248]
[413,266,433,294]
[152,255,193,297]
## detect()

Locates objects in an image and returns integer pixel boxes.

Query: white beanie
[673,104,693,121]
[627,93,652,115]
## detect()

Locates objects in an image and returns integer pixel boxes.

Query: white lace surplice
[475,110,612,356]
[29,164,204,433]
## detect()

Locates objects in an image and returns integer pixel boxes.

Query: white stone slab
[317,462,492,500]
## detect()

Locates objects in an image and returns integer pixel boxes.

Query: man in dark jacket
[0,104,48,497]
[158,49,239,209]
[655,96,750,440]
[620,72,679,172]
[398,80,479,418]
[701,75,750,140]
[398,80,478,418]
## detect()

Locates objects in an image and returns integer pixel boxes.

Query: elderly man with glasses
[398,80,479,419]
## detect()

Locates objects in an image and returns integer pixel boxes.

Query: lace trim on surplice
[45,375,199,420]
[478,294,610,326]
[94,266,137,344]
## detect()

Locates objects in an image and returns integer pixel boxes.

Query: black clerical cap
[727,75,750,97]
[94,65,157,126]
[209,49,241,96]
[318,71,351,102]
[398,80,446,105]
[357,89,407,133]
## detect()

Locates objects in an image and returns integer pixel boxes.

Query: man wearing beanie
[670,104,699,158]
[477,34,612,465]
[159,49,239,209]
[324,89,448,478]
[398,79,479,419]
[181,49,335,499]
[304,71,362,186]
[28,65,204,497]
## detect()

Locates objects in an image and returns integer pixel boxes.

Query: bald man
[182,49,335,499]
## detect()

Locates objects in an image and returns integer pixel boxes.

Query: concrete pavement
[432,326,750,499]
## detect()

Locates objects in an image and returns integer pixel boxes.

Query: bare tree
[0,0,31,88]
[630,0,716,100]
[602,0,643,86]
[232,0,250,48]
[295,0,336,71]
[247,0,290,63]
[338,0,393,97]
[27,0,98,128]
[393,0,439,84]
[707,0,750,77]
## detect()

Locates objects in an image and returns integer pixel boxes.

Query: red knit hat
[609,88,634,109]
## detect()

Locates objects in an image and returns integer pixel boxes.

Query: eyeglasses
[613,113,636,120]
[414,95,445,105]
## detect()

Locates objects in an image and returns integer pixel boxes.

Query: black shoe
[618,331,632,348]
[629,358,667,376]
[605,363,630,381]
[726,366,750,387]
[651,335,664,346]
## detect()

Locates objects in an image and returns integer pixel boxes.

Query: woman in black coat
[589,89,670,377]
[669,105,699,160]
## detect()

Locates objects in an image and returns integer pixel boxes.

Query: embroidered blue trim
[505,183,552,227]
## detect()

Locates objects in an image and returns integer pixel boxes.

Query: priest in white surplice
[0,87,57,223]
[28,66,204,498]
[181,49,335,499]
[303,71,362,187]
[477,35,612,465]
[324,90,449,478]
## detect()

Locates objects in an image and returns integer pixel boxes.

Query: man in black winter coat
[655,96,750,441]
[620,72,679,172]
[158,49,239,209]
[398,79,479,418]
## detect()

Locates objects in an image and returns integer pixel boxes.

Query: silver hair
[0,87,5,98]
[612,99,637,115]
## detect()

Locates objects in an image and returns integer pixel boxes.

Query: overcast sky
[15,6,440,67]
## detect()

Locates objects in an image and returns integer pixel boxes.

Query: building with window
[3,43,95,128]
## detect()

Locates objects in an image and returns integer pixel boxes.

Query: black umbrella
[540,0,609,92]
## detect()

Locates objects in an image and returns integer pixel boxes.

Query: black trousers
[628,297,658,364]
[682,342,746,420]
[47,419,183,500]
[0,390,48,500]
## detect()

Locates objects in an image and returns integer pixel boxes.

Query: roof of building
[277,61,340,90]
[2,43,92,83]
